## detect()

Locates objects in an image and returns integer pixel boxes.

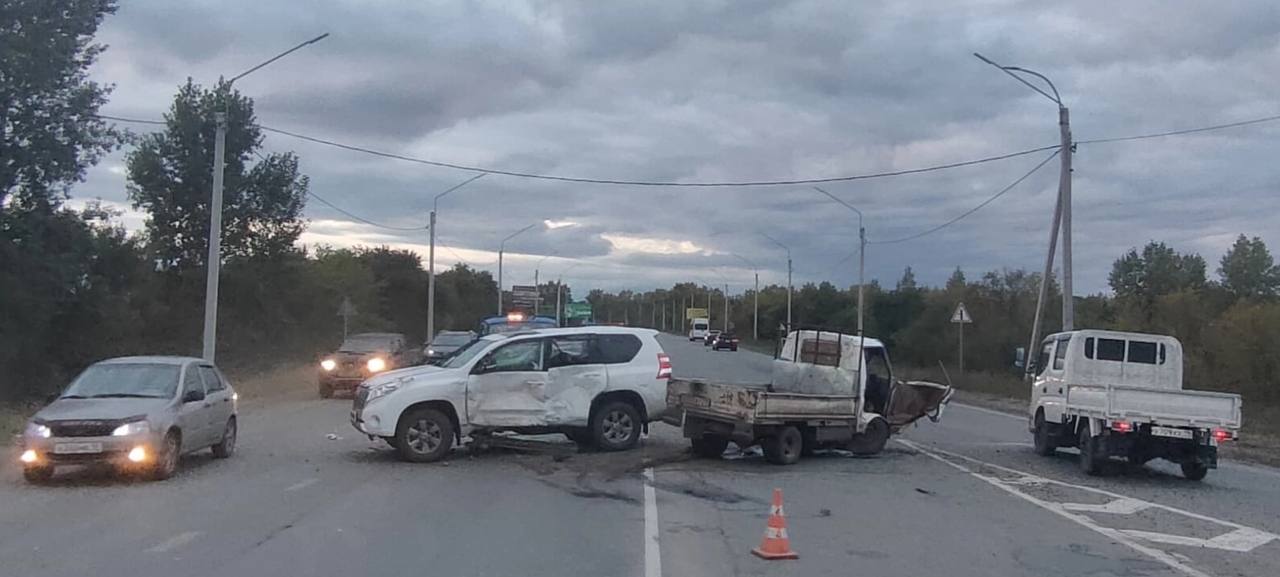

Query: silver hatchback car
[19,356,238,483]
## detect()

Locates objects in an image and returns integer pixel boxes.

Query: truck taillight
[1111,420,1132,433]
[657,353,672,379]
[1212,428,1232,443]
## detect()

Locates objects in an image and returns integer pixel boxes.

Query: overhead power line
[869,149,1061,245]
[306,190,429,231]
[1077,114,1280,145]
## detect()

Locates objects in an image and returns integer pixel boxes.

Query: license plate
[1151,426,1193,440]
[54,442,103,454]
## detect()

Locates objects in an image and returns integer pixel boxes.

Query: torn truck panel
[885,380,953,429]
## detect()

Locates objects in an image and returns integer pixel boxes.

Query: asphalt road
[1,333,1277,577]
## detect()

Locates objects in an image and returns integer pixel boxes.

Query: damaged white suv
[351,326,672,462]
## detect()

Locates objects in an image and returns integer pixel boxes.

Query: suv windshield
[61,364,180,399]
[440,339,489,369]
[432,334,473,346]
[340,336,396,353]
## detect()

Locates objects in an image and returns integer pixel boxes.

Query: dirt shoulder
[949,388,1280,469]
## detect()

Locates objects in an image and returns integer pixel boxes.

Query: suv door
[198,365,233,444]
[466,338,549,427]
[177,364,210,449]
[544,334,608,426]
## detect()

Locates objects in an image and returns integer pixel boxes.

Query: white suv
[351,326,672,462]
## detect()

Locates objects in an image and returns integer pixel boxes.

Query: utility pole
[723,283,729,331]
[496,222,538,315]
[427,174,485,341]
[813,186,866,337]
[761,233,792,332]
[974,52,1074,371]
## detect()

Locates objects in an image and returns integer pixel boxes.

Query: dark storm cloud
[83,0,1280,293]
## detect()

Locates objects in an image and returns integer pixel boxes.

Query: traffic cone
[752,488,799,560]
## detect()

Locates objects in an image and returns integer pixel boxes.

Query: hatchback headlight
[25,422,51,439]
[366,357,387,373]
[112,420,151,437]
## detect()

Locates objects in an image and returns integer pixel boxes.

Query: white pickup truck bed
[1064,384,1242,430]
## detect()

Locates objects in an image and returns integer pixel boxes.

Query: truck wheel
[1180,460,1209,481]
[1077,426,1102,476]
[23,465,54,484]
[1032,412,1056,456]
[319,382,333,398]
[592,401,641,451]
[691,436,729,458]
[395,407,455,463]
[848,417,890,456]
[763,426,803,465]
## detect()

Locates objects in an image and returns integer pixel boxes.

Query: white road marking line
[1061,499,1151,515]
[951,402,1025,421]
[285,478,319,492]
[643,467,662,577]
[900,439,1215,577]
[145,531,201,554]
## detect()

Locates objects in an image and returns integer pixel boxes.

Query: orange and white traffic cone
[752,488,799,560]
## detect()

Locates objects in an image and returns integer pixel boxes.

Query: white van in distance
[688,317,710,341]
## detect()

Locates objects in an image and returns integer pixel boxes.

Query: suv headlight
[112,420,151,437]
[367,357,387,372]
[25,422,51,439]
[366,377,411,403]
[320,359,337,371]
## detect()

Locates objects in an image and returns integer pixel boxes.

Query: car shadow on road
[27,452,223,487]
[1032,449,1214,487]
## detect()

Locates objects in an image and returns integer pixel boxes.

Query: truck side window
[1036,341,1053,376]
[1096,338,1125,362]
[1053,337,1069,370]
[1084,337,1095,359]
[799,338,840,367]
[1127,340,1158,364]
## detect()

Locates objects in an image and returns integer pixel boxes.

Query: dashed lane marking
[145,531,201,554]
[1061,498,1151,515]
[643,467,662,577]
[284,478,319,492]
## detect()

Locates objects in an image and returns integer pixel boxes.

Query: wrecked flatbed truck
[665,329,952,464]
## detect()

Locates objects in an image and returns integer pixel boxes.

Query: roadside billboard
[686,308,709,320]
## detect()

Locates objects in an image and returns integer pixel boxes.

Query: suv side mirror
[183,389,205,403]
[473,357,497,375]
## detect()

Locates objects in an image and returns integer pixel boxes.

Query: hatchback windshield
[340,336,396,353]
[61,364,180,399]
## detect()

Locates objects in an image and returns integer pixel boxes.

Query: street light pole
[974,52,1074,375]
[533,253,558,316]
[427,173,485,341]
[202,32,328,362]
[813,187,866,337]
[760,233,792,332]
[728,253,759,341]
[497,222,539,314]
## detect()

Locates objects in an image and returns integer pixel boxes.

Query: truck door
[466,338,548,427]
[1035,336,1070,423]
[543,334,608,426]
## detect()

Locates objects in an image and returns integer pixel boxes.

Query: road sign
[511,285,538,307]
[565,302,592,320]
[951,303,973,324]
[686,307,708,320]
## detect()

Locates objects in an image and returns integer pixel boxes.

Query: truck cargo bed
[1064,384,1242,429]
[666,378,859,425]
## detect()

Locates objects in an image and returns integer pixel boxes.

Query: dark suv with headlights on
[319,333,419,398]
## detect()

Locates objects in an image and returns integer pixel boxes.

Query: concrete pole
[497,248,504,314]
[1027,178,1065,378]
[555,279,562,326]
[857,225,866,336]
[426,210,437,339]
[786,256,793,331]
[723,283,729,331]
[753,272,759,341]
[959,320,965,373]
[201,112,227,361]
[534,268,540,314]
[1059,105,1074,332]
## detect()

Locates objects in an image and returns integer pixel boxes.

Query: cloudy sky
[74,0,1280,296]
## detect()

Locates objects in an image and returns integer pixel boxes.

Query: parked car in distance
[351,326,672,463]
[703,329,721,347]
[319,333,421,398]
[424,330,477,364]
[19,356,238,483]
[711,332,740,351]
[1028,329,1242,480]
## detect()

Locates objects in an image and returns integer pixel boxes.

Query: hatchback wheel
[593,401,641,451]
[212,417,236,458]
[152,433,180,481]
[23,465,54,484]
[396,408,454,463]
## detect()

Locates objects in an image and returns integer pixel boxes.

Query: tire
[847,417,890,456]
[763,426,804,465]
[1077,425,1102,476]
[152,432,181,481]
[1032,411,1056,456]
[690,436,729,458]
[1181,460,1209,481]
[23,465,54,484]
[395,407,455,463]
[211,417,236,459]
[731,346,737,352]
[592,401,642,451]
[319,382,333,399]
